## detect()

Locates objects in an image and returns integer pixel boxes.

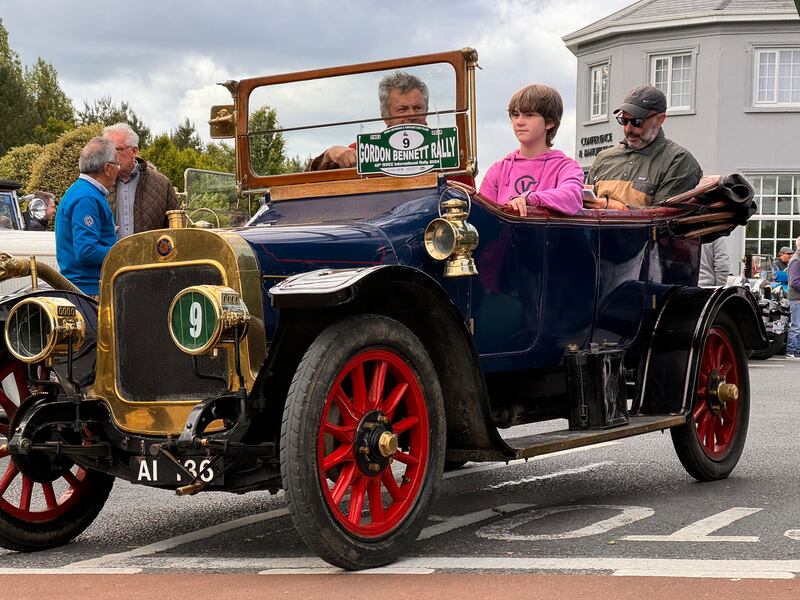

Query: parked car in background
[0,49,766,570]
[0,180,57,296]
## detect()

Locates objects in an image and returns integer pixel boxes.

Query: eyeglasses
[615,114,656,127]
[115,145,134,153]
[105,161,121,169]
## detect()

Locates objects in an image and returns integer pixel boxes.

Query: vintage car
[0,49,766,570]
[0,180,58,297]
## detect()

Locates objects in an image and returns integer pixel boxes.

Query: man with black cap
[586,85,702,210]
[774,247,793,271]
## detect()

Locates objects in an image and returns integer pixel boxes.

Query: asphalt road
[1,355,799,586]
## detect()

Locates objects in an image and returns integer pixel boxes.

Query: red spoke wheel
[0,359,113,551]
[671,313,750,481]
[281,315,444,570]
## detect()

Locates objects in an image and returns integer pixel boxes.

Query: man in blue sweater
[55,137,119,295]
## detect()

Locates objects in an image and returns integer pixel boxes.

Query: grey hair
[79,137,117,174]
[31,190,56,206]
[102,122,139,148]
[378,71,429,119]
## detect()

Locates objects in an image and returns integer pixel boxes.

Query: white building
[564,0,800,268]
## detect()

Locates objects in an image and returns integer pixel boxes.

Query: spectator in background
[24,191,56,231]
[102,123,179,237]
[55,138,118,296]
[786,236,800,359]
[773,246,793,272]
[698,238,730,287]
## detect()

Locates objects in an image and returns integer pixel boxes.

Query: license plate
[130,455,224,486]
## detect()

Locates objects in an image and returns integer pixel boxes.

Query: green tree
[77,95,151,148]
[140,134,216,191]
[27,124,103,198]
[248,105,286,175]
[171,117,203,152]
[24,57,76,144]
[0,19,36,156]
[0,143,45,192]
[204,141,236,173]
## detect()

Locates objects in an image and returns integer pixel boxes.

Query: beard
[625,122,660,149]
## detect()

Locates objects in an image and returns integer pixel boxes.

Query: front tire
[280,315,445,570]
[0,359,113,551]
[671,313,749,481]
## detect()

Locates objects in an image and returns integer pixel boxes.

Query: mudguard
[638,285,766,416]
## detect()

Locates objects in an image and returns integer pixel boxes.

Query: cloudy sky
[1,0,633,178]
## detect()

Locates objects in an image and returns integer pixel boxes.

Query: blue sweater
[55,177,116,295]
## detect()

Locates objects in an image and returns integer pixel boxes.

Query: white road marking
[486,461,613,490]
[66,507,290,568]
[785,529,800,540]
[476,504,654,541]
[419,504,534,540]
[0,568,142,574]
[621,507,762,542]
[443,441,621,480]
[243,556,798,578]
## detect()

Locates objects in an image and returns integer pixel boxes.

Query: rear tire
[671,313,749,481]
[280,315,445,570]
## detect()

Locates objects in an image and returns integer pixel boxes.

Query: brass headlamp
[168,285,250,355]
[424,193,479,277]
[4,297,85,364]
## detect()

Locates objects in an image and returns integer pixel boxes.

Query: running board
[448,415,686,462]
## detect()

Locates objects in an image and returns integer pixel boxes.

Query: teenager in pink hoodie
[479,84,584,216]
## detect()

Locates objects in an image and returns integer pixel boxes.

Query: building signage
[579,132,614,159]
[356,125,459,177]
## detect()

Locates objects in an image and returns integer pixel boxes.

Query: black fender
[638,285,766,416]
[266,265,510,459]
[0,289,98,392]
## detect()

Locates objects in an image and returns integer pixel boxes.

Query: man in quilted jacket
[102,123,179,237]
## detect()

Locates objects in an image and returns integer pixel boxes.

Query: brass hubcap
[716,382,738,404]
[378,431,398,457]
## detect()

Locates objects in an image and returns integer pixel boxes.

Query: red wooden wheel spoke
[332,386,358,425]
[41,481,57,510]
[351,362,367,415]
[367,360,387,410]
[331,463,357,504]
[392,416,420,435]
[19,476,33,512]
[381,382,408,420]
[381,470,406,502]
[62,469,81,490]
[393,451,419,467]
[322,422,353,445]
[367,478,385,522]
[0,461,19,495]
[347,477,367,526]
[323,444,353,473]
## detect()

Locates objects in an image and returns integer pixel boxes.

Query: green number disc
[170,291,218,352]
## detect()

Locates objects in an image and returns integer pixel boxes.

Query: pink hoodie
[479,149,584,215]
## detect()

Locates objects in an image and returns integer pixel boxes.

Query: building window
[589,63,609,120]
[754,48,800,107]
[650,53,693,110]
[744,174,800,257]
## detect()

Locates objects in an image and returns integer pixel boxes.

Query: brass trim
[4,297,85,363]
[93,229,266,435]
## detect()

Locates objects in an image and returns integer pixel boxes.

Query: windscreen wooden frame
[232,49,477,192]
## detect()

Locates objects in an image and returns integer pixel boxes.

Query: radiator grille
[113,265,229,402]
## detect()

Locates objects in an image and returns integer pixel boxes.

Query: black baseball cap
[614,85,667,118]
